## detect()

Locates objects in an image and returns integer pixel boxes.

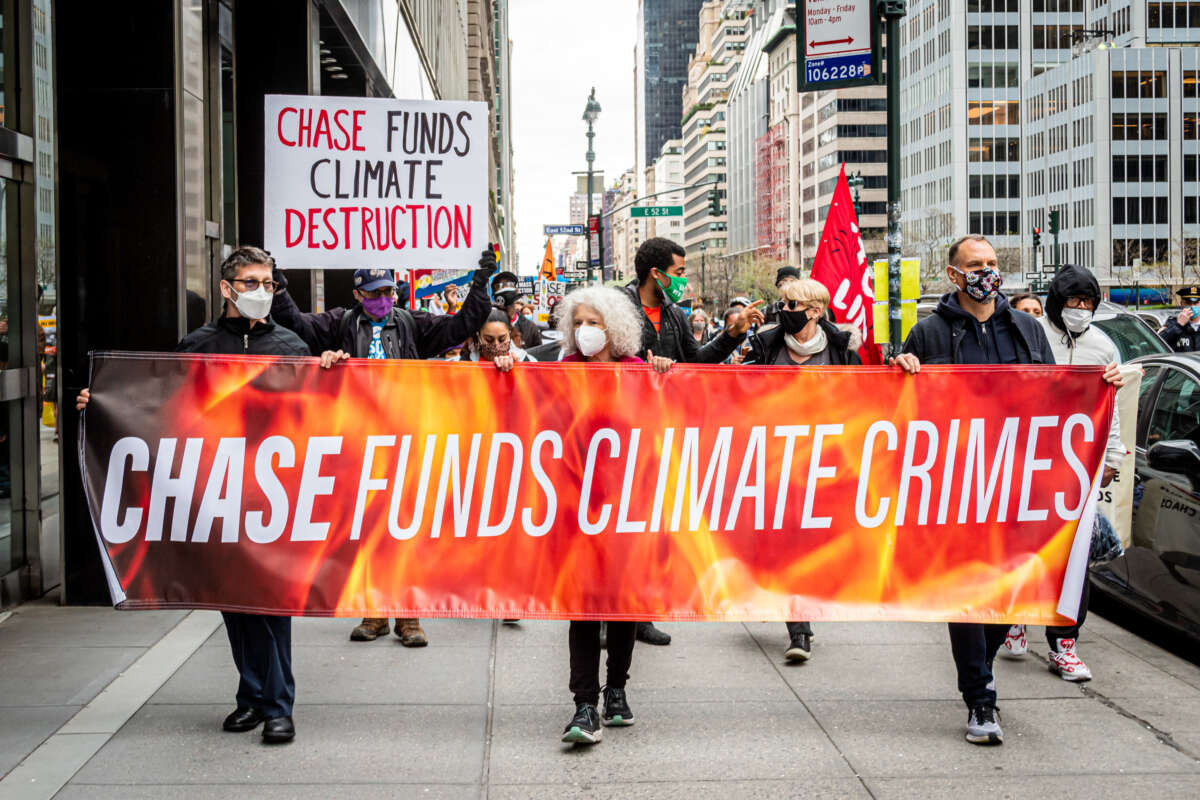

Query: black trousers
[785,621,813,637]
[947,622,1009,708]
[223,611,295,718]
[1045,577,1089,648]
[569,621,635,706]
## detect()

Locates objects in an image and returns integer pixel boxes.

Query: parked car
[1090,301,1171,363]
[1090,352,1200,645]
[1135,308,1178,333]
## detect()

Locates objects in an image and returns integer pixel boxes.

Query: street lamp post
[700,241,708,305]
[583,88,602,283]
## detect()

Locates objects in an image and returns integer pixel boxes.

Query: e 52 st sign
[799,0,880,92]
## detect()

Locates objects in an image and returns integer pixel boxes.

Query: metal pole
[883,2,907,355]
[701,247,707,303]
[586,121,595,284]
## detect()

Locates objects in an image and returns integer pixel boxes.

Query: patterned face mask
[479,340,510,361]
[951,265,1002,303]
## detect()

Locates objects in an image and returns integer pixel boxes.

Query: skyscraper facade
[636,0,707,190]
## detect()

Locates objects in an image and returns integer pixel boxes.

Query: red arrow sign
[811,37,854,47]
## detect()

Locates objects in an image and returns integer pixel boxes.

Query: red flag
[810,165,880,364]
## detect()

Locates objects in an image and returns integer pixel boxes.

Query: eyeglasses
[780,299,818,312]
[230,278,278,293]
[362,287,396,298]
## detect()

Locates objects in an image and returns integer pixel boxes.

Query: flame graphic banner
[81,352,1113,624]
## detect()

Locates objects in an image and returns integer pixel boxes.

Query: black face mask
[779,308,814,334]
[493,288,517,306]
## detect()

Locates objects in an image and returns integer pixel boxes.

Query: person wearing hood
[901,235,1122,747]
[1161,285,1200,352]
[491,270,543,349]
[272,250,498,648]
[999,265,1125,682]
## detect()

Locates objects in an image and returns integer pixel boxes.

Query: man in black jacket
[271,250,496,646]
[491,270,543,348]
[1160,285,1200,352]
[624,237,762,365]
[77,246,310,745]
[902,234,1120,747]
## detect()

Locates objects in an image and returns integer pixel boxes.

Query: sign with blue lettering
[798,1,880,92]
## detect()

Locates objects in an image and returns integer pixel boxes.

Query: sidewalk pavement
[2,599,1200,799]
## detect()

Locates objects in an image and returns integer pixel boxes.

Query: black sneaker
[784,633,812,662]
[561,702,602,745]
[636,621,671,645]
[965,704,1003,745]
[601,686,635,727]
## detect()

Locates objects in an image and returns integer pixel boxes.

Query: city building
[680,1,750,271]
[1024,45,1200,284]
[635,0,707,191]
[647,138,687,244]
[492,1,517,273]
[608,167,643,277]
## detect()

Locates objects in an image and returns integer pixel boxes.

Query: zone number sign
[799,0,880,92]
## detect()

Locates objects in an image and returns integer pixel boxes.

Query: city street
[2,600,1199,799]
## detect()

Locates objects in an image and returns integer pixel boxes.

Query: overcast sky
[509,0,638,275]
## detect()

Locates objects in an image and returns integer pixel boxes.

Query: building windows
[968,136,1020,161]
[1111,196,1169,226]
[1186,71,1200,98]
[1185,112,1200,139]
[968,174,1021,199]
[968,101,1020,125]
[967,0,1020,10]
[838,124,888,138]
[968,63,1019,88]
[1113,154,1169,182]
[1113,239,1169,266]
[968,212,1021,236]
[967,25,1019,49]
[1148,2,1200,28]
[1032,25,1084,49]
[1032,0,1084,9]
[1111,112,1168,140]
[1112,71,1167,99]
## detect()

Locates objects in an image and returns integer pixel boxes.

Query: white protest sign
[263,94,488,269]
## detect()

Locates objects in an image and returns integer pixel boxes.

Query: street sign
[798,0,880,92]
[544,224,585,236]
[575,260,588,268]
[1043,264,1058,274]
[562,270,588,279]
[630,205,684,218]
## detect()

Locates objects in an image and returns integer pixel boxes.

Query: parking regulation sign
[799,1,879,91]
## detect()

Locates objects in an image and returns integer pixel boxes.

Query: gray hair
[556,286,644,359]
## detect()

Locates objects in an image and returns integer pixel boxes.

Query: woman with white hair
[554,287,670,748]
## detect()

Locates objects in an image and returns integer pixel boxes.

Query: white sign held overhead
[263,94,489,269]
[801,1,875,89]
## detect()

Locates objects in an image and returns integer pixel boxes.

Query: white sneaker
[1048,638,1093,682]
[1001,624,1027,658]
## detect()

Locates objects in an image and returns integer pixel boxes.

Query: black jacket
[1162,317,1200,353]
[513,313,543,348]
[902,292,1055,365]
[176,314,311,357]
[271,282,491,359]
[621,279,743,363]
[746,318,861,365]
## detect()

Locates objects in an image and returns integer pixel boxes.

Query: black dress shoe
[262,715,295,744]
[222,706,267,732]
[636,621,671,645]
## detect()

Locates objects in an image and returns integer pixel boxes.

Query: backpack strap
[337,306,360,352]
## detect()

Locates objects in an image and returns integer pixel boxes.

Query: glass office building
[638,0,706,184]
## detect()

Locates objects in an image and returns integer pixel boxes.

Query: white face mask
[1060,307,1092,334]
[229,284,274,321]
[575,324,607,357]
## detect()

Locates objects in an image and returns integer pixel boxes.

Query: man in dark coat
[1161,285,1200,352]
[270,250,496,647]
[77,246,311,745]
[491,270,543,348]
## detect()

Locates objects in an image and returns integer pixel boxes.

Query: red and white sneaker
[1048,638,1093,682]
[1001,624,1027,658]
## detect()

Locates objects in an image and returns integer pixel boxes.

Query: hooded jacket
[621,279,743,363]
[1039,266,1125,469]
[902,292,1054,365]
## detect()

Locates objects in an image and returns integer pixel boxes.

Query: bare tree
[903,209,955,294]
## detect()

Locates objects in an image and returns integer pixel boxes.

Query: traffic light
[1032,227,1042,249]
[1048,209,1060,236]
[707,188,721,216]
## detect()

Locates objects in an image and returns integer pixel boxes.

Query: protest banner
[82,353,1112,624]
[263,94,488,269]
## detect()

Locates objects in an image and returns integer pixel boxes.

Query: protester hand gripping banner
[1097,365,1141,549]
[82,354,1112,624]
[263,95,488,268]
[811,164,882,364]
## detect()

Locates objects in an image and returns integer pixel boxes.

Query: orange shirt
[643,304,661,333]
